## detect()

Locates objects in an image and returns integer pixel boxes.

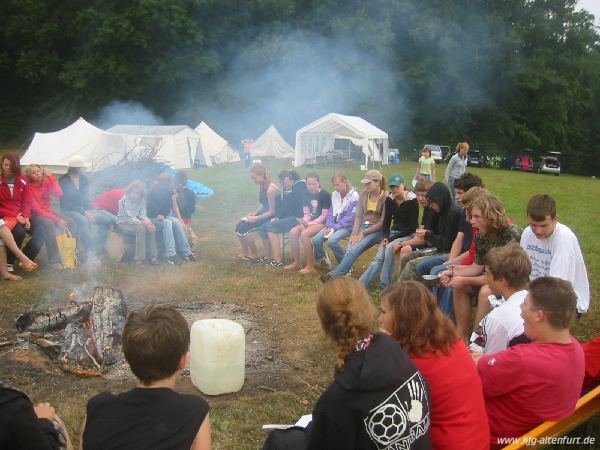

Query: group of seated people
[4,277,597,450]
[2,158,596,449]
[0,152,198,278]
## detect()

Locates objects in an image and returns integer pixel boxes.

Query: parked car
[422,144,451,162]
[467,149,485,167]
[533,155,561,176]
[499,150,535,171]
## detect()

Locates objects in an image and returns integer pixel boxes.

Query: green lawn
[0,159,597,448]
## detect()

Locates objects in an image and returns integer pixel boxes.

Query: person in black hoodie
[0,382,71,450]
[308,277,432,450]
[397,182,462,282]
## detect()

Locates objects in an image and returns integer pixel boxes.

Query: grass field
[0,159,598,448]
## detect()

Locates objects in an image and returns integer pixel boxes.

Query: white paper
[262,414,312,431]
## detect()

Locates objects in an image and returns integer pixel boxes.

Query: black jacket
[147,184,173,218]
[0,383,61,450]
[279,180,307,219]
[59,173,92,214]
[424,182,462,253]
[382,192,420,240]
[308,333,432,450]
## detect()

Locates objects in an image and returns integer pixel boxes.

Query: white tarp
[294,113,389,167]
[251,125,294,159]
[21,117,138,173]
[194,121,240,166]
[107,124,199,169]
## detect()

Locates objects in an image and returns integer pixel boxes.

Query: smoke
[174,26,407,147]
[93,100,164,130]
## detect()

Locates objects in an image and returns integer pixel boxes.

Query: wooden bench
[501,384,600,449]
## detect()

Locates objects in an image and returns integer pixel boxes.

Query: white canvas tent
[21,117,138,173]
[107,124,199,169]
[294,113,389,167]
[251,125,294,159]
[193,121,240,166]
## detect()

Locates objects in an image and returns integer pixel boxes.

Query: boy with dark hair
[475,277,584,448]
[520,194,589,313]
[469,243,531,355]
[82,304,211,450]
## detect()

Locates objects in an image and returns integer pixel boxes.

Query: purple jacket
[326,188,359,231]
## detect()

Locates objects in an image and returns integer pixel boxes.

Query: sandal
[18,261,38,272]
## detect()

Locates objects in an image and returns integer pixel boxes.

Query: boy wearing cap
[321,170,386,282]
[359,174,419,288]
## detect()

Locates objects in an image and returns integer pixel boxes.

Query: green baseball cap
[389,174,405,187]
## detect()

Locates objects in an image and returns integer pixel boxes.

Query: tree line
[1,0,599,174]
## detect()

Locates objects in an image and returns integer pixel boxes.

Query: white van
[423,144,450,162]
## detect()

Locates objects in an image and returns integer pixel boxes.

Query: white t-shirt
[469,290,528,355]
[520,223,590,313]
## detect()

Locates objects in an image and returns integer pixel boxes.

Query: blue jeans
[312,227,351,264]
[61,210,94,261]
[369,235,414,288]
[328,225,383,277]
[448,176,456,202]
[152,217,192,258]
[415,254,449,278]
[89,209,116,255]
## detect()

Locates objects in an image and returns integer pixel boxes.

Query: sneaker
[148,258,161,266]
[249,256,267,264]
[319,254,333,270]
[344,267,354,277]
[166,255,183,265]
[6,264,13,273]
[184,254,197,262]
[269,259,284,268]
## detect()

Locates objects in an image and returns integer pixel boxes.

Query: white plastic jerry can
[190,319,245,395]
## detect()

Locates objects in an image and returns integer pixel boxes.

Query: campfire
[15,286,128,377]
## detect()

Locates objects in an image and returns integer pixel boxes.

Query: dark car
[467,149,485,167]
[532,155,560,176]
[500,151,535,171]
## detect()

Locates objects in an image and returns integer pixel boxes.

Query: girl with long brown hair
[308,277,431,449]
[379,281,489,449]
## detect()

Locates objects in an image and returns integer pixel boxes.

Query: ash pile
[15,286,128,377]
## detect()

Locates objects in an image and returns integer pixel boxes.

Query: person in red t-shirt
[582,336,600,393]
[379,281,490,450]
[91,189,125,216]
[475,277,585,448]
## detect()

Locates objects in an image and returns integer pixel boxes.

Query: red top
[582,336,600,392]
[28,175,63,223]
[0,174,32,219]
[478,338,584,448]
[91,189,125,215]
[412,339,489,450]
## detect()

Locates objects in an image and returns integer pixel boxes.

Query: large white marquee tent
[21,118,139,173]
[194,121,240,166]
[251,125,294,159]
[293,113,389,167]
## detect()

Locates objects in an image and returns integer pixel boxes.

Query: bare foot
[18,259,38,272]
[284,263,299,271]
[298,267,314,274]
[3,273,22,281]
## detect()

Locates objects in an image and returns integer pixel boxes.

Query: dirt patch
[1,293,289,396]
